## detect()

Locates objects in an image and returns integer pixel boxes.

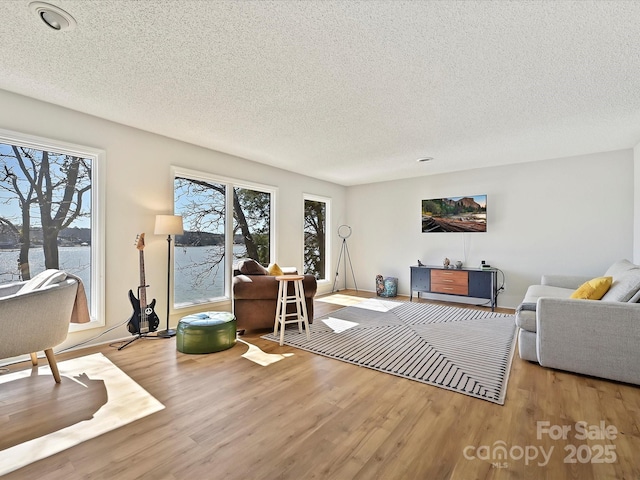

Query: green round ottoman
[176,312,237,354]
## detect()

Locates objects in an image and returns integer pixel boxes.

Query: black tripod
[332,225,358,292]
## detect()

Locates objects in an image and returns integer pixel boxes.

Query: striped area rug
[262,299,517,405]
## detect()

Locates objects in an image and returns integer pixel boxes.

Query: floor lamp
[154,214,183,338]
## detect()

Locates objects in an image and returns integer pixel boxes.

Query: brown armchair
[232,259,317,332]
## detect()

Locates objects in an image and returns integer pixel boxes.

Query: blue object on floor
[380,277,398,298]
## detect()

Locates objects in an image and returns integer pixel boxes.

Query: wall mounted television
[421,195,487,233]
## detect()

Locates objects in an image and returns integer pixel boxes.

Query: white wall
[346,150,634,308]
[634,142,640,263]
[0,89,346,350]
[1,86,635,354]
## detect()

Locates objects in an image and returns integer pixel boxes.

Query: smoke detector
[29,2,77,31]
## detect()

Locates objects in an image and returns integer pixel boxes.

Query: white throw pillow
[604,259,638,278]
[601,268,640,302]
[17,269,67,294]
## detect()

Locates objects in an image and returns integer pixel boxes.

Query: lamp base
[156,329,177,338]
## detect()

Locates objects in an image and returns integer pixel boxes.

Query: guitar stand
[120,280,162,350]
[117,333,149,351]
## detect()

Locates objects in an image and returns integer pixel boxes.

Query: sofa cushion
[522,284,574,304]
[601,268,640,302]
[570,276,612,300]
[515,309,537,332]
[233,273,317,300]
[628,288,640,303]
[516,284,575,333]
[604,259,638,278]
[237,259,269,276]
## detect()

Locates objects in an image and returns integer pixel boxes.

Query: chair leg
[30,352,38,366]
[44,348,62,384]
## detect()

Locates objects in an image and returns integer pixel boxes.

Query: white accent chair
[0,270,79,383]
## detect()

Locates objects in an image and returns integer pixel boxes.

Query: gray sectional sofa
[515,259,640,385]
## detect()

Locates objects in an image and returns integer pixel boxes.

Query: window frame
[302,193,331,284]
[0,127,106,331]
[172,166,277,309]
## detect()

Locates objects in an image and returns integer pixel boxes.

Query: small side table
[274,275,310,346]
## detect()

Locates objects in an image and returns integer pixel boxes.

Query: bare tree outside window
[173,175,272,307]
[304,198,327,280]
[0,142,92,302]
[233,187,270,266]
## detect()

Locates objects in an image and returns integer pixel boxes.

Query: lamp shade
[154,215,184,235]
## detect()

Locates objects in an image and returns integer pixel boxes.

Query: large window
[173,168,275,308]
[233,186,271,265]
[0,130,104,326]
[303,194,330,281]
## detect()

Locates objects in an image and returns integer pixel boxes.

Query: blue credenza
[410,265,498,311]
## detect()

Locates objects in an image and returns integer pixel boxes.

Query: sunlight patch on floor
[0,353,163,476]
[321,317,359,333]
[316,293,367,306]
[351,298,399,312]
[237,338,294,366]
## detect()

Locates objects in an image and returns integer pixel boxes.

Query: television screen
[421,195,487,233]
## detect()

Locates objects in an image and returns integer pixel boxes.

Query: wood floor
[2,291,639,479]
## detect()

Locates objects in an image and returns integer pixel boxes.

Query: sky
[0,142,92,230]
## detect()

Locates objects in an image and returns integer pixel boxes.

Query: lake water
[173,245,245,306]
[0,246,92,304]
[0,245,241,307]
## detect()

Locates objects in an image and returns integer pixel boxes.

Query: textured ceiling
[1,0,640,186]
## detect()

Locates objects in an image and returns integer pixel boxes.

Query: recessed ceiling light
[417,157,434,163]
[29,2,77,31]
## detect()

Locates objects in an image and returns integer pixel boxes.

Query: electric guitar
[127,233,160,335]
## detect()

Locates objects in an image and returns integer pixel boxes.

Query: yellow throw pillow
[570,276,613,300]
[267,262,284,276]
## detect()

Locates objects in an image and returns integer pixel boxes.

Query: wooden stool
[274,275,310,346]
